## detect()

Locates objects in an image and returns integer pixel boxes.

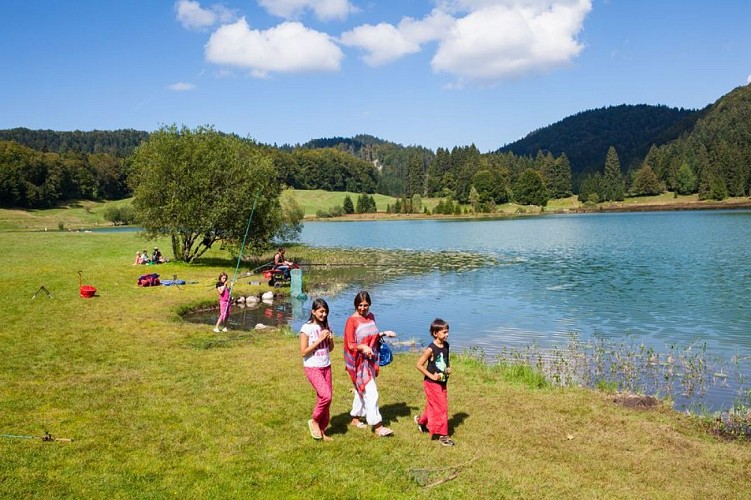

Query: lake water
[288,210,751,412]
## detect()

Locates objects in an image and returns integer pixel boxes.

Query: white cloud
[167,82,196,91]
[175,0,236,30]
[342,0,592,84]
[258,0,357,21]
[340,23,420,66]
[205,18,344,77]
[747,74,751,85]
[432,0,591,84]
[340,10,454,66]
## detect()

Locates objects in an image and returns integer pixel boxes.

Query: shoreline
[305,197,751,221]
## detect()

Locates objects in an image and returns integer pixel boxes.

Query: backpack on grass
[137,273,160,287]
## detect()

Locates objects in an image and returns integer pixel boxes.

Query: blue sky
[2,1,750,152]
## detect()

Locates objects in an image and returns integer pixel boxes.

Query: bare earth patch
[613,393,660,409]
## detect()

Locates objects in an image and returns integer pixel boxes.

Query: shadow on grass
[448,411,469,434]
[329,412,356,436]
[328,401,415,436]
[380,401,414,425]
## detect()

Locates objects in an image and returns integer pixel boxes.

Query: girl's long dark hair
[308,298,330,330]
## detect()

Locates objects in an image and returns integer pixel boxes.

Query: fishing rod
[296,263,394,267]
[1,431,73,442]
[223,190,261,317]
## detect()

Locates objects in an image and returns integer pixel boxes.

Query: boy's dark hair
[430,318,448,337]
[353,290,371,308]
[308,298,330,330]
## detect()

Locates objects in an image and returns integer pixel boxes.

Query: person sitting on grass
[152,246,166,264]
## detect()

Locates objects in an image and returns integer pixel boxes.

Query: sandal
[374,426,394,437]
[414,415,428,433]
[308,419,322,440]
[438,435,455,446]
[351,420,368,429]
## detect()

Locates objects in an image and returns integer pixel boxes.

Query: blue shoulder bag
[378,340,393,366]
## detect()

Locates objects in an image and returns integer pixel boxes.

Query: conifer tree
[631,165,663,196]
[602,146,625,201]
[343,194,354,214]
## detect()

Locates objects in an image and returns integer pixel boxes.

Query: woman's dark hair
[430,318,448,337]
[353,290,371,308]
[218,271,228,281]
[308,298,330,329]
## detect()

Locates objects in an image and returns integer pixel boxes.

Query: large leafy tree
[513,168,548,206]
[130,125,291,262]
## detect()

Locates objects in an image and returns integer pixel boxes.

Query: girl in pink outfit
[300,298,334,441]
[213,272,230,333]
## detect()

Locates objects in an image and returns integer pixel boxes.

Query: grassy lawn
[0,199,133,232]
[0,225,749,498]
[282,189,459,217]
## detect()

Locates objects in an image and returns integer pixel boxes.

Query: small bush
[103,205,136,225]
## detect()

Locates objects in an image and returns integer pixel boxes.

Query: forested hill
[497,104,704,175]
[646,84,751,198]
[0,128,149,157]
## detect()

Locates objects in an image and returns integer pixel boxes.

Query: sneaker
[213,328,220,333]
[221,327,228,332]
[438,435,455,447]
[414,415,428,433]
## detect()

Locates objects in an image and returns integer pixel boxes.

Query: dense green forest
[644,85,751,200]
[0,128,148,156]
[2,84,749,210]
[497,104,704,175]
[0,140,130,208]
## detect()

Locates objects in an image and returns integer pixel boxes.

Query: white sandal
[375,426,394,437]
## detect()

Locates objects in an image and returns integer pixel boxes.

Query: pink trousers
[417,380,449,436]
[218,300,230,322]
[304,365,332,430]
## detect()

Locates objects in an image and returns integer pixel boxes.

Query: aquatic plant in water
[488,332,748,413]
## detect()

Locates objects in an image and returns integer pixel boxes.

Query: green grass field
[0,221,749,498]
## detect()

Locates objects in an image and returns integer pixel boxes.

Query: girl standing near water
[300,298,335,441]
[213,272,230,333]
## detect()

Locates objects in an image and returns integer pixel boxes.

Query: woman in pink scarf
[343,291,397,437]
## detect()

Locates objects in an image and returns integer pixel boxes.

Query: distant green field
[0,199,132,231]
[281,189,447,217]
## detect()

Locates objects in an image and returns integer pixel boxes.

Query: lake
[289,210,751,412]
